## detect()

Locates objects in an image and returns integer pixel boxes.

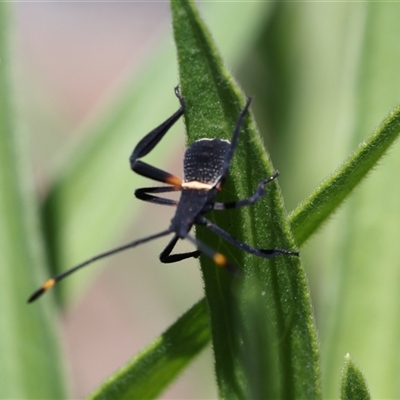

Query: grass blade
[340,354,371,400]
[289,102,400,244]
[171,1,320,398]
[88,299,210,400]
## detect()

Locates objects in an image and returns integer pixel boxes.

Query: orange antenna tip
[27,278,56,303]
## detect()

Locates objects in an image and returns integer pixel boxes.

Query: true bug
[28,87,298,303]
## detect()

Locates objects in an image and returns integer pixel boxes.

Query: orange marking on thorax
[182,181,213,190]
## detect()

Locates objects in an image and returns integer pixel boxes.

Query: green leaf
[171,1,320,398]
[289,101,400,245]
[0,4,66,398]
[340,354,371,400]
[88,299,210,400]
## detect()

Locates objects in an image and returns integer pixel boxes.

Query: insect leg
[28,228,173,303]
[213,172,279,210]
[215,97,252,188]
[130,87,184,186]
[130,86,185,163]
[198,216,299,258]
[133,161,182,186]
[159,234,201,263]
[135,186,182,206]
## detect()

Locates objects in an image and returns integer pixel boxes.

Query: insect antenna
[27,228,172,303]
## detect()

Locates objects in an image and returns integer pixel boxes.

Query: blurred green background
[2,2,400,398]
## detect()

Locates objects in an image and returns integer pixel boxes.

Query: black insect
[28,87,298,303]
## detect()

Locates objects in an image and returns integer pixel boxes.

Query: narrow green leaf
[0,4,66,398]
[289,102,400,244]
[88,299,210,400]
[340,354,371,400]
[171,1,320,398]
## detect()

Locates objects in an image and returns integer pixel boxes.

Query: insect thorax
[183,138,230,185]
